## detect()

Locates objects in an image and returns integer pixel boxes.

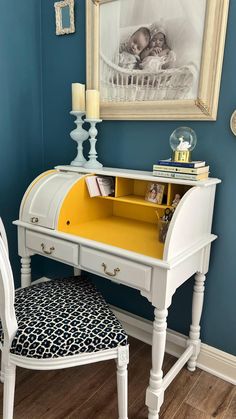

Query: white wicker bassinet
[100,52,194,102]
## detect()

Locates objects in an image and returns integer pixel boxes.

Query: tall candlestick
[72,83,85,112]
[86,90,100,119]
[70,111,89,167]
[83,118,103,169]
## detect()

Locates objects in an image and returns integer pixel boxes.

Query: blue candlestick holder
[83,119,103,169]
[70,111,89,166]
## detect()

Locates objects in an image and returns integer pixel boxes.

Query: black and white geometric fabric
[0,277,128,359]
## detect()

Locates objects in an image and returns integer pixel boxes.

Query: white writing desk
[14,166,220,418]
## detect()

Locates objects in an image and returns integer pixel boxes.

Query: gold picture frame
[54,0,75,36]
[86,0,229,120]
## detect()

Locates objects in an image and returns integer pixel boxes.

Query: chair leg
[1,355,5,383]
[116,355,128,419]
[3,364,16,419]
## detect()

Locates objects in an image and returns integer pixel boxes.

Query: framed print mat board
[86,0,229,120]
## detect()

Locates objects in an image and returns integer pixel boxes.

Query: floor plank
[129,352,176,419]
[16,364,114,419]
[173,402,212,419]
[160,365,201,418]
[222,387,236,419]
[185,370,234,418]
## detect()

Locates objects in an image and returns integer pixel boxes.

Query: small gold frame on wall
[54,0,75,36]
[86,0,229,121]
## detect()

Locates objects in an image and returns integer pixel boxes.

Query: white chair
[0,218,129,419]
[0,218,8,255]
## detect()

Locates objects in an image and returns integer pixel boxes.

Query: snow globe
[170,127,197,162]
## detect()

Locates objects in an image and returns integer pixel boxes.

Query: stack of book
[153,159,209,181]
[85,175,115,197]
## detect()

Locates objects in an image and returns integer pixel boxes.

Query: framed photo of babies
[86,0,229,120]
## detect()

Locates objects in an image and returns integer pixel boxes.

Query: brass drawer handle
[102,263,120,277]
[30,217,39,223]
[41,243,55,255]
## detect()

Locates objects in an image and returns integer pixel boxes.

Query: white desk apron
[14,166,220,419]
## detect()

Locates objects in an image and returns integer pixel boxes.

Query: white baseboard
[25,277,235,385]
[111,305,236,385]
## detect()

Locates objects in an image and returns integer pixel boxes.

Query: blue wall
[1,1,235,356]
[41,1,236,356]
[42,0,236,353]
[0,1,44,282]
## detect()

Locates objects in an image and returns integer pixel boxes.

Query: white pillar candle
[72,83,85,112]
[86,90,100,119]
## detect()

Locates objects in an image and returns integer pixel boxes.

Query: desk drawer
[26,231,79,266]
[80,246,151,292]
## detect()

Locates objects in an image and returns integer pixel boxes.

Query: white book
[96,176,115,196]
[152,165,209,174]
[153,171,209,181]
[85,176,101,197]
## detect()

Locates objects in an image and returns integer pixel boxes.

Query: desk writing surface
[65,216,164,259]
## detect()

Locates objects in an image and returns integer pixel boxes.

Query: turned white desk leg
[20,256,31,288]
[146,308,168,419]
[187,272,206,372]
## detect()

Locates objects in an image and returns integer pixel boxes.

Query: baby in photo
[119,27,151,70]
[140,27,176,72]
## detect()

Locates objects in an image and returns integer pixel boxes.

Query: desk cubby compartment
[114,177,168,207]
[167,183,190,207]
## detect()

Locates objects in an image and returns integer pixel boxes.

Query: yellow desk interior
[65,216,164,259]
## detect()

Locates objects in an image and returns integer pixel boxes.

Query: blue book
[156,159,206,168]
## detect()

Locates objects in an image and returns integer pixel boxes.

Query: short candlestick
[70,111,89,166]
[83,119,103,169]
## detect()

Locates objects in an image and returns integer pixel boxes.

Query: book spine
[153,171,204,180]
[153,165,208,174]
[157,160,204,168]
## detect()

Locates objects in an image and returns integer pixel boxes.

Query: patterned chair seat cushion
[0,277,128,359]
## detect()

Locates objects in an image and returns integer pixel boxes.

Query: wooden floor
[0,337,235,418]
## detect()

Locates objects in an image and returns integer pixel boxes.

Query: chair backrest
[0,217,9,255]
[0,219,18,346]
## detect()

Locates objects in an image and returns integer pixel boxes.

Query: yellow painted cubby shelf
[98,195,172,209]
